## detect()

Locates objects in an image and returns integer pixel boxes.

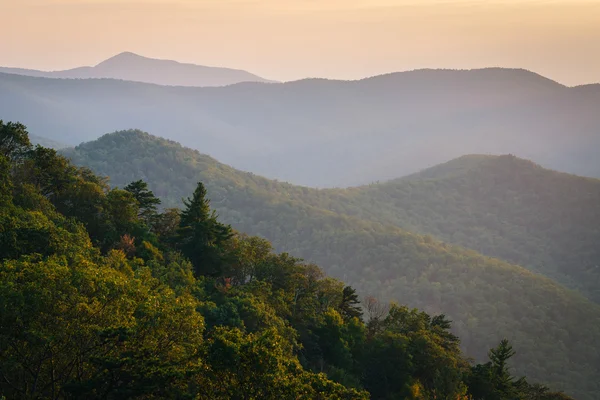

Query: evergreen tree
[176,182,233,276]
[339,285,363,321]
[489,339,518,394]
[468,339,524,400]
[124,180,161,226]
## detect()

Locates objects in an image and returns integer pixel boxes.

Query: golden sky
[1,0,599,85]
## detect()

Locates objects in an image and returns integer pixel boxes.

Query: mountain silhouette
[0,52,274,87]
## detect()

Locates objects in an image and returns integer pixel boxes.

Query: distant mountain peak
[114,51,138,57]
[0,52,273,87]
[97,51,144,63]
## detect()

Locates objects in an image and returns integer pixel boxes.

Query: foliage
[1,124,579,399]
[299,155,600,303]
[124,179,161,226]
[63,129,600,399]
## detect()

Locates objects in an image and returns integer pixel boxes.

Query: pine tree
[489,339,516,393]
[468,339,522,400]
[339,285,363,321]
[176,182,233,277]
[124,180,161,225]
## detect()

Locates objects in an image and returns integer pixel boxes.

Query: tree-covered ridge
[63,129,600,399]
[0,121,574,399]
[274,154,600,303]
[73,131,600,303]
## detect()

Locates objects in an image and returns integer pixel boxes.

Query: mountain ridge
[295,153,600,302]
[3,68,599,186]
[0,52,274,87]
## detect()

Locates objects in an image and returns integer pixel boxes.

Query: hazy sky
[1,0,599,85]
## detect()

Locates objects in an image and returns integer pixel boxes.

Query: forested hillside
[2,68,599,186]
[1,121,579,399]
[64,129,600,399]
[279,155,600,303]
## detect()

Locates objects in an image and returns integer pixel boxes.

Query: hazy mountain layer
[29,134,68,149]
[2,68,599,186]
[0,52,273,87]
[64,130,600,399]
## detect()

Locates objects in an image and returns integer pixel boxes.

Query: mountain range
[0,52,273,87]
[63,129,600,399]
[2,67,599,187]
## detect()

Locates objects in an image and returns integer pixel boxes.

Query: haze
[2,0,600,85]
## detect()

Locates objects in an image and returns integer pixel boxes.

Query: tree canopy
[0,122,578,399]
[63,129,600,399]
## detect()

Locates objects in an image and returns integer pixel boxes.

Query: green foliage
[1,124,580,399]
[63,129,600,399]
[0,155,13,206]
[468,340,573,400]
[124,179,161,226]
[339,286,363,321]
[305,154,600,303]
[361,304,468,400]
[1,125,376,399]
[177,182,233,276]
[0,120,31,160]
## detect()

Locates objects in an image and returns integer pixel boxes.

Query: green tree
[177,182,233,277]
[0,155,12,206]
[339,286,363,321]
[468,339,525,400]
[0,121,31,161]
[124,180,161,226]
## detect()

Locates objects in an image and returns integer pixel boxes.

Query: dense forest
[63,129,600,399]
[66,131,600,302]
[0,121,579,399]
[274,155,600,303]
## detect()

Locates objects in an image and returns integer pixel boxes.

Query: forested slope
[1,121,578,399]
[64,129,600,399]
[275,155,600,303]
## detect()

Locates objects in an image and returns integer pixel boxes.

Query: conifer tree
[339,285,363,321]
[176,182,233,276]
[124,180,161,225]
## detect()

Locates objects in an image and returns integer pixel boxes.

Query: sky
[1,0,599,85]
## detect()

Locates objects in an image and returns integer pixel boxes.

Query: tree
[177,182,233,277]
[154,208,181,242]
[0,121,31,161]
[468,339,525,400]
[0,155,12,206]
[124,180,161,226]
[339,286,363,321]
[489,339,518,394]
